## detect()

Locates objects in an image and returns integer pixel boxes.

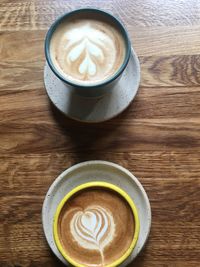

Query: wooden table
[0,0,200,266]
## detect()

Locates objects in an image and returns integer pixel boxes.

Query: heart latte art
[57,188,135,267]
[70,206,115,262]
[50,15,126,85]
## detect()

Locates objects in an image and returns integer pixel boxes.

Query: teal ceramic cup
[45,8,131,97]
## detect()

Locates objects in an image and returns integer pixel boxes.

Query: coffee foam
[57,188,134,266]
[70,205,115,264]
[50,14,126,85]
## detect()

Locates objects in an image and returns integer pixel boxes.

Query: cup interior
[45,8,131,88]
[53,181,140,267]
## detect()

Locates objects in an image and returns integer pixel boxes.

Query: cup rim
[53,181,140,267]
[45,8,131,88]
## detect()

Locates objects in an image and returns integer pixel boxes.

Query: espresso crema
[50,13,126,85]
[57,187,135,267]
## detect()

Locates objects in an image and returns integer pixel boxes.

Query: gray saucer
[42,161,151,266]
[44,49,140,123]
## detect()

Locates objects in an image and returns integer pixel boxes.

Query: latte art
[71,206,115,262]
[50,15,126,85]
[57,188,135,267]
[65,24,110,77]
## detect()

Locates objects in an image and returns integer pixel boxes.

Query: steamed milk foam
[57,187,135,267]
[50,13,126,85]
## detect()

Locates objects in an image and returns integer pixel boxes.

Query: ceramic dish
[44,48,140,123]
[42,161,151,266]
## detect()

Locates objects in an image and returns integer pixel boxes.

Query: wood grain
[1,0,200,31]
[0,0,200,267]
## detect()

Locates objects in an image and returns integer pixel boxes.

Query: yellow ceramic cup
[53,181,140,267]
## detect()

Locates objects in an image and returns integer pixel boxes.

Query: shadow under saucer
[44,48,140,123]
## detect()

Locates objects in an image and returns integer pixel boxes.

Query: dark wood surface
[0,0,200,266]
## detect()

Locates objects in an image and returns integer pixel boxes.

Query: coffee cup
[53,181,140,267]
[45,8,131,97]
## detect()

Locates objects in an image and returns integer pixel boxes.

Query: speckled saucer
[42,161,151,266]
[44,48,140,123]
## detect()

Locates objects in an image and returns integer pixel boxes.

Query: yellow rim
[53,182,140,267]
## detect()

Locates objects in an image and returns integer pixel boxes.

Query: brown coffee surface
[50,12,126,85]
[57,187,135,267]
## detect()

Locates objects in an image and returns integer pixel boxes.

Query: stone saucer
[44,48,140,123]
[42,161,151,266]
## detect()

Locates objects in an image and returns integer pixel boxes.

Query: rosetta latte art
[65,24,109,77]
[50,18,125,84]
[70,205,115,264]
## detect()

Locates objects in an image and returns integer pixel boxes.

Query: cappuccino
[50,13,126,86]
[57,187,135,266]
